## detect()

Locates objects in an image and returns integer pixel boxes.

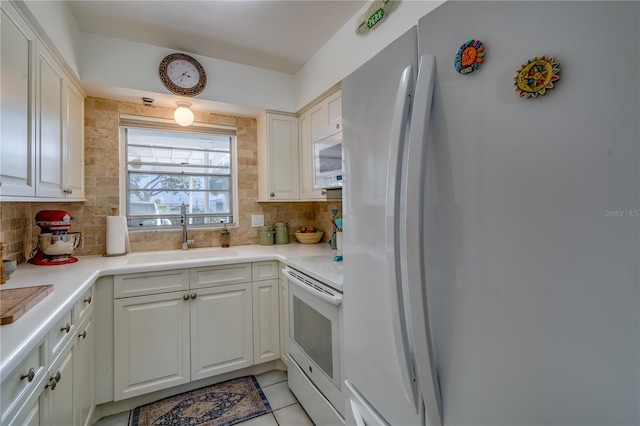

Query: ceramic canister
[274,222,289,244]
[259,226,275,245]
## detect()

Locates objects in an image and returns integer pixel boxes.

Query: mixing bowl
[38,232,82,257]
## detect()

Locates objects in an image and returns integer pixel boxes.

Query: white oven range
[283,254,344,426]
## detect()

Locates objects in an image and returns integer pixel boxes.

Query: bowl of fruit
[294,226,324,244]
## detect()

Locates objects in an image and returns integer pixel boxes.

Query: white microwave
[314,132,343,189]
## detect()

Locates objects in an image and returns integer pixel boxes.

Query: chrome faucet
[180,202,194,250]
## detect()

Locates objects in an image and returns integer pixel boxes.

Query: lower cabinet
[113,261,280,401]
[74,314,94,426]
[191,283,253,380]
[114,291,191,400]
[46,348,74,426]
[279,266,290,366]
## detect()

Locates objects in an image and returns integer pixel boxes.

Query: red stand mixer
[29,210,82,265]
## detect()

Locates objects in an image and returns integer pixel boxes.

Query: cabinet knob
[79,330,87,339]
[190,293,197,300]
[63,188,73,195]
[20,368,35,382]
[183,294,190,301]
[61,323,71,333]
[46,371,62,390]
[84,296,92,304]
[336,123,340,130]
[270,192,275,197]
[321,190,327,195]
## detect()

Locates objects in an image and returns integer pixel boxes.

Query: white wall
[78,33,297,112]
[295,0,443,110]
[19,0,444,114]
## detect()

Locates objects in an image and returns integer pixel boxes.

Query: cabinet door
[46,348,74,426]
[0,4,36,197]
[191,283,253,380]
[74,315,94,426]
[114,292,190,400]
[310,91,342,143]
[253,279,280,364]
[299,109,327,201]
[258,113,299,201]
[63,81,84,199]
[36,46,65,198]
[279,278,289,366]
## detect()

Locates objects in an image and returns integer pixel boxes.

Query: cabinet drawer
[0,344,45,424]
[48,309,75,364]
[76,285,94,323]
[252,261,279,282]
[190,263,251,289]
[114,269,189,298]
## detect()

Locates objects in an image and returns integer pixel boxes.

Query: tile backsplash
[0,97,342,262]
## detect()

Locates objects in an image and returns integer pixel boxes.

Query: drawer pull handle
[61,323,71,333]
[79,330,87,339]
[183,294,190,301]
[21,368,35,382]
[46,371,61,390]
[84,296,92,304]
[190,293,197,300]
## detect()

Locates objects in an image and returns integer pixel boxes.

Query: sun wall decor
[514,55,560,98]
[454,39,485,75]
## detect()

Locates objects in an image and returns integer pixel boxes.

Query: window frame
[119,115,239,231]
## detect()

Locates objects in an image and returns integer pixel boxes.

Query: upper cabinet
[257,112,300,201]
[1,3,37,197]
[0,2,85,201]
[258,89,342,202]
[309,90,342,142]
[299,89,342,201]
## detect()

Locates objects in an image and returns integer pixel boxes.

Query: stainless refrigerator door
[417,2,640,425]
[342,27,423,426]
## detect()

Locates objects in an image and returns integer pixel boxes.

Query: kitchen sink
[126,248,239,265]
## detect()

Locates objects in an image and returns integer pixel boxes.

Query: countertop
[0,243,338,380]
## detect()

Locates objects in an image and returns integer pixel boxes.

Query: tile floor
[93,370,314,426]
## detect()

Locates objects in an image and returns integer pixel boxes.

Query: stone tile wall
[0,97,342,262]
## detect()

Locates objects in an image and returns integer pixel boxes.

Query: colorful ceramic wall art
[454,40,485,74]
[514,55,560,98]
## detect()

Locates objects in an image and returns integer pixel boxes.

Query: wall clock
[159,53,207,96]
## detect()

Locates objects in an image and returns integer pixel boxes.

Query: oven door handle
[283,268,343,306]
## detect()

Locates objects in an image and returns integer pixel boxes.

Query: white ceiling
[65,0,367,75]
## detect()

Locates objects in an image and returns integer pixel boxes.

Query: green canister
[259,226,274,245]
[274,222,289,244]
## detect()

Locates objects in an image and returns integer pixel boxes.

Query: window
[120,117,237,229]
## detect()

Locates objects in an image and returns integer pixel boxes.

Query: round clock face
[159,53,207,96]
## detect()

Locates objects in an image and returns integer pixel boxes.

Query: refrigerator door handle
[405,53,443,426]
[384,63,419,413]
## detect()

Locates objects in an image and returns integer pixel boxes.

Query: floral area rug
[129,376,272,426]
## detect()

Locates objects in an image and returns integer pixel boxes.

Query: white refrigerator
[342,2,639,425]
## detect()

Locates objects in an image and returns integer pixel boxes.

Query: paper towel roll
[106,216,128,255]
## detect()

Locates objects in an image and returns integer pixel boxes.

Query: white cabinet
[278,265,289,366]
[2,287,95,426]
[191,283,253,380]
[0,2,37,197]
[113,261,279,401]
[113,291,191,400]
[252,279,280,363]
[63,81,85,199]
[257,112,300,201]
[74,314,94,426]
[35,45,65,198]
[310,90,342,142]
[0,2,85,201]
[299,90,342,201]
[45,348,74,426]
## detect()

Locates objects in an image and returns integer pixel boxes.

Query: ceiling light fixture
[174,101,194,126]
